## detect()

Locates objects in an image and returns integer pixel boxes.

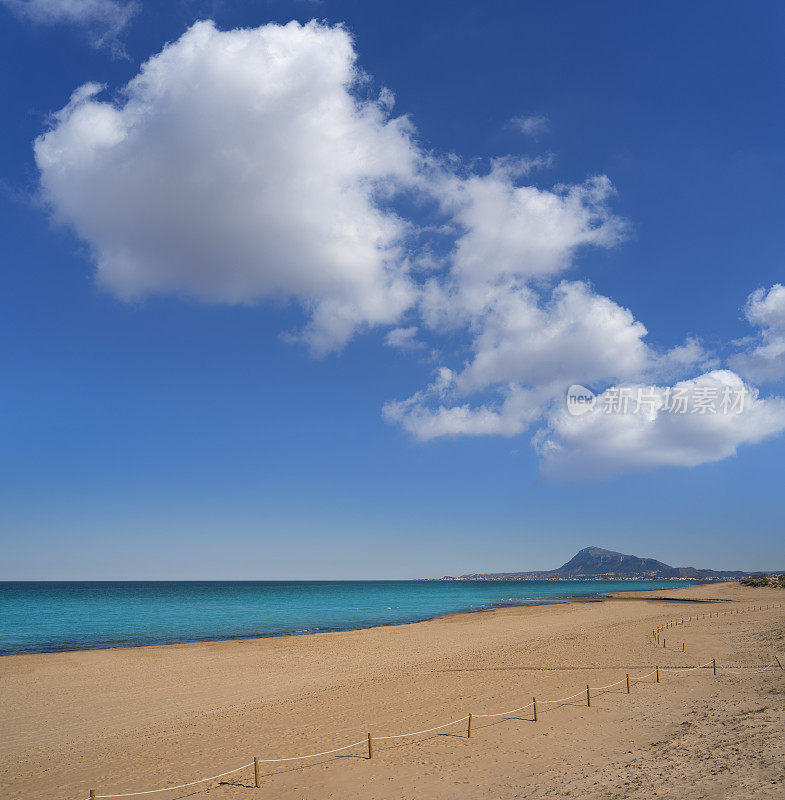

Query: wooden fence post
[89,791,95,800]
[367,733,373,759]
[775,656,783,671]
[713,659,716,676]
[533,697,538,722]
[254,757,260,788]
[656,666,660,683]
[682,642,685,652]
[586,685,591,707]
[626,674,630,694]
[467,714,472,738]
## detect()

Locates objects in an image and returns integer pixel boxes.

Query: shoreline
[0,597,578,659]
[1,582,720,659]
[0,578,719,658]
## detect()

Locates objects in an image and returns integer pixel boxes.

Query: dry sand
[1,581,784,800]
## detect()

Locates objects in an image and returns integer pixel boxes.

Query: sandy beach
[1,581,783,800]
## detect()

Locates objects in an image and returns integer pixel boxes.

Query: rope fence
[652,602,783,654]
[82,601,783,799]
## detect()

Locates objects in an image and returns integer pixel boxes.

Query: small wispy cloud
[1,0,138,55]
[509,114,550,137]
[729,284,785,382]
[384,326,425,351]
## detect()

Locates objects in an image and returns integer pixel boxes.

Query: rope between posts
[541,688,588,705]
[588,677,628,691]
[629,669,658,681]
[257,739,369,762]
[88,763,255,798]
[473,701,533,718]
[84,658,781,798]
[374,716,469,739]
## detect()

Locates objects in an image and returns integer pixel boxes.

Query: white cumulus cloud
[438,166,626,290]
[730,284,785,382]
[384,278,712,445]
[453,280,650,394]
[35,20,421,353]
[534,371,785,481]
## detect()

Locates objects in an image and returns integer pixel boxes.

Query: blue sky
[1,1,784,579]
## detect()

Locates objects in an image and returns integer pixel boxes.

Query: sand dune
[1,582,783,800]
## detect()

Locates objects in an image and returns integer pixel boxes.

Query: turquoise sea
[0,580,696,655]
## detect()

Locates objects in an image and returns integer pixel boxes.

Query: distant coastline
[428,575,722,582]
[437,546,773,581]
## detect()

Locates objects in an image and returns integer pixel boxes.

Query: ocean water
[0,580,696,655]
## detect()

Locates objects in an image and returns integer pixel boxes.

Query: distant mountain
[444,546,756,581]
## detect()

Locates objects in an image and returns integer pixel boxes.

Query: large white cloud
[1,0,137,52]
[534,371,785,481]
[35,20,420,353]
